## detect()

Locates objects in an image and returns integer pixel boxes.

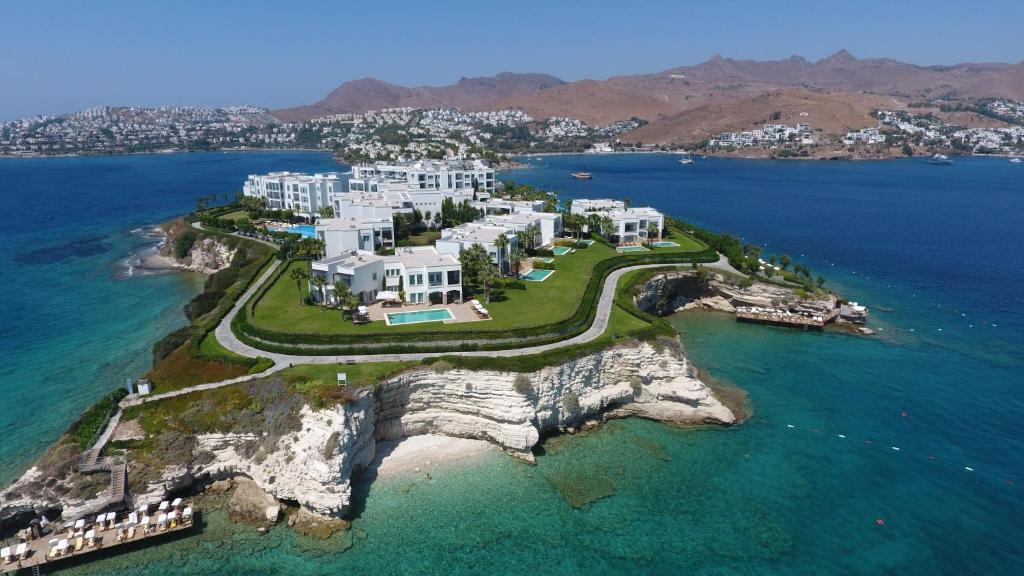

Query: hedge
[231,249,714,355]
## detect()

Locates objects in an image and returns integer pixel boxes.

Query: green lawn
[219,209,250,222]
[402,230,441,246]
[247,229,706,339]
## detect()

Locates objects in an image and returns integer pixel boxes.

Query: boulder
[228,477,280,528]
[290,507,350,539]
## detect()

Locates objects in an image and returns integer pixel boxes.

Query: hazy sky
[2,0,1022,120]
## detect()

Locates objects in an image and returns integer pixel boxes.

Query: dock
[735,300,840,331]
[1,507,195,574]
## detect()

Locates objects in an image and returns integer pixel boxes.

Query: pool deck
[365,301,486,324]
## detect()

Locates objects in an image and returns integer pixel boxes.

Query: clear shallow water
[8,153,1024,574]
[0,151,342,483]
[268,224,316,238]
[385,308,455,325]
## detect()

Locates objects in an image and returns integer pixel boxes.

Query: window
[447,270,460,285]
[428,272,443,287]
[409,274,423,287]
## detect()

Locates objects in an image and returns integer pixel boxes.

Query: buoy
[965,467,974,472]
[875,518,885,526]
[900,411,907,417]
[892,446,900,451]
[837,434,846,439]
[787,424,795,428]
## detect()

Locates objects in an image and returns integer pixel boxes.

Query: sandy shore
[369,435,500,479]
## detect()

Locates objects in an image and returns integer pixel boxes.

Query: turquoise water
[520,269,554,281]
[268,224,316,238]
[552,246,572,255]
[7,153,1024,574]
[616,246,649,253]
[650,241,679,248]
[385,308,454,325]
[0,151,343,485]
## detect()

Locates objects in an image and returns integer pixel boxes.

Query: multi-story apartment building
[435,222,518,275]
[481,211,563,246]
[316,217,395,258]
[242,171,344,218]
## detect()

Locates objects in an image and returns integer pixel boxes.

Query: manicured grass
[402,230,441,246]
[280,362,417,387]
[251,242,621,335]
[219,209,250,222]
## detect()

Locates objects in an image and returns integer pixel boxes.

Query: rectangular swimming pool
[267,224,316,239]
[577,239,595,247]
[616,246,650,253]
[521,269,555,282]
[533,257,554,264]
[650,241,680,248]
[551,246,572,256]
[385,308,455,326]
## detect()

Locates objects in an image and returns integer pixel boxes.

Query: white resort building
[570,198,664,244]
[311,246,462,306]
[316,216,395,258]
[570,198,626,214]
[435,222,518,275]
[242,171,343,218]
[481,211,563,246]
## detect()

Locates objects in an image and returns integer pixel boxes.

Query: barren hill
[620,90,900,145]
[272,72,564,122]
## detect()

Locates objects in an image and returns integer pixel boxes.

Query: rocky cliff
[137,341,734,519]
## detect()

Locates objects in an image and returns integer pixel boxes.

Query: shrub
[532,260,555,270]
[513,374,534,395]
[152,326,192,362]
[174,230,197,259]
[248,357,274,374]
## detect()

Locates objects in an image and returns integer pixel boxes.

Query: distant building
[436,222,519,275]
[570,198,664,244]
[481,211,563,246]
[570,198,626,214]
[316,216,395,258]
[242,171,343,218]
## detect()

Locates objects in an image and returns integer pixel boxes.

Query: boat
[1010,157,1022,163]
[570,171,593,180]
[927,153,953,165]
[678,152,694,165]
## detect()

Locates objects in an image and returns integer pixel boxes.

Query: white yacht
[927,153,953,165]
[678,152,694,165]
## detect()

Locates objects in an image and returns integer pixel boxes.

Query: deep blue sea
[4,153,1023,574]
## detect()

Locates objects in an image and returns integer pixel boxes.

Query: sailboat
[678,151,694,165]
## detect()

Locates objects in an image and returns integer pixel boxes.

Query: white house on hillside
[605,207,664,244]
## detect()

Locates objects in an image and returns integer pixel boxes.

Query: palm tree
[290,267,308,306]
[494,234,509,277]
[647,222,660,245]
[510,246,524,276]
[332,283,350,316]
[599,215,615,240]
[525,223,540,250]
[515,230,529,254]
[587,213,603,238]
[478,258,497,304]
[311,275,327,309]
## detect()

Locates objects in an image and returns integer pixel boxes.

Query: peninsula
[0,158,863,567]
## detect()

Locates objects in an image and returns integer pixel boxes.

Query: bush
[532,248,554,257]
[532,260,555,270]
[174,230,197,259]
[498,279,527,290]
[248,357,274,374]
[513,374,534,395]
[184,290,224,321]
[152,326,192,362]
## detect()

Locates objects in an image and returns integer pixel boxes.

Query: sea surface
[6,153,1024,574]
[0,151,343,484]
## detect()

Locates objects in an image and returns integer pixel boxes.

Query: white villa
[570,198,664,244]
[481,211,563,246]
[570,198,625,214]
[472,198,547,215]
[242,171,343,218]
[350,159,495,195]
[605,207,664,244]
[436,222,518,275]
[311,246,462,306]
[316,216,395,258]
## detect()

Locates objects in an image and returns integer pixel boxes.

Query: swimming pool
[520,269,555,282]
[551,246,572,256]
[577,239,595,247]
[616,246,650,253]
[385,308,455,326]
[650,241,680,248]
[267,225,316,239]
[533,257,554,264]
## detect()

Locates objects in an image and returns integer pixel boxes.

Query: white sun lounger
[171,497,182,508]
[158,501,169,511]
[85,529,96,546]
[1,547,11,564]
[182,506,193,522]
[16,543,27,560]
[157,513,168,530]
[56,539,68,555]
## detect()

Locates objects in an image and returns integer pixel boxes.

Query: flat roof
[384,246,460,268]
[316,217,391,231]
[440,223,512,244]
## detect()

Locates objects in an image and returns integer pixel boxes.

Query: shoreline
[367,435,501,480]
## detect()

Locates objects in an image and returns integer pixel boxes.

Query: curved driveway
[214,255,736,365]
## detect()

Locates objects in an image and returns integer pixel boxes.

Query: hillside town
[842,108,1024,154]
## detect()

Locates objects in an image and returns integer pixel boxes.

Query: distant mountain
[272,72,565,122]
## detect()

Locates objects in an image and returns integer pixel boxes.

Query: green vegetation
[69,389,128,450]
[236,231,712,355]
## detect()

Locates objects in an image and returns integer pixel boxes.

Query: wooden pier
[1,509,194,574]
[735,305,839,331]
